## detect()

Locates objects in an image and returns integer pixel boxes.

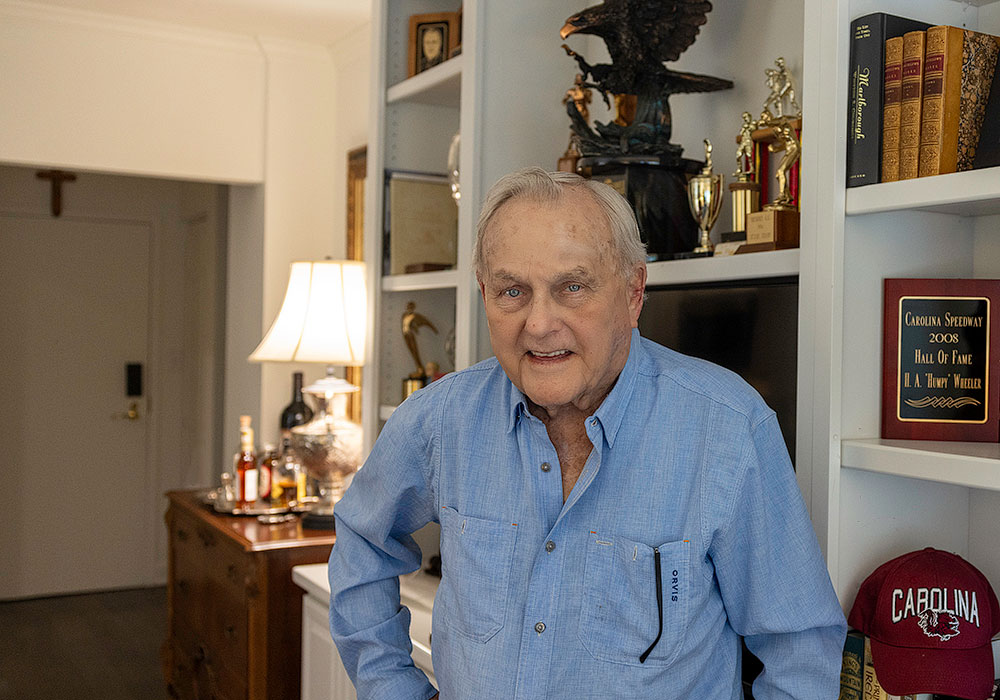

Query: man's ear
[477,273,487,303]
[628,264,647,327]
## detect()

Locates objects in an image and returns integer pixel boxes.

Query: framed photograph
[408,12,459,77]
[383,170,458,276]
[881,278,1000,441]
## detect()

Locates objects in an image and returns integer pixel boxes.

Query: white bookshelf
[646,249,799,287]
[802,0,1000,602]
[846,166,1000,216]
[842,439,1000,491]
[386,54,463,107]
[381,269,458,292]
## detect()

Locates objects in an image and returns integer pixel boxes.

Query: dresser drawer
[170,514,252,678]
[168,623,248,700]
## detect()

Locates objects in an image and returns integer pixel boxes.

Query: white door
[0,215,151,599]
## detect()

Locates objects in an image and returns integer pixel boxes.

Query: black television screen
[637,277,798,459]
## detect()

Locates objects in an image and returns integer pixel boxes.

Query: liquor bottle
[235,415,258,505]
[280,372,313,440]
[271,438,303,508]
[258,444,278,502]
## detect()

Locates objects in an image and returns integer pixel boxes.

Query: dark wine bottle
[280,372,313,439]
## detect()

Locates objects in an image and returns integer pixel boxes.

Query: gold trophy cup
[686,139,724,256]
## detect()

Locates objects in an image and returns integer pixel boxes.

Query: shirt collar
[504,328,644,447]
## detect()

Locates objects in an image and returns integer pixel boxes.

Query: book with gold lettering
[846,13,932,187]
[917,26,1000,177]
[882,279,1000,441]
[881,37,905,182]
[898,31,927,180]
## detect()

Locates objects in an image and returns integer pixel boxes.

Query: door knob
[112,401,141,421]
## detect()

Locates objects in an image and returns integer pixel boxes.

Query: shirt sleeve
[709,412,847,700]
[328,389,441,700]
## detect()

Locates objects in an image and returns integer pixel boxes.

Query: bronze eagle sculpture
[561,0,732,158]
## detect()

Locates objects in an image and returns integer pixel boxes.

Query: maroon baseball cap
[848,548,1000,699]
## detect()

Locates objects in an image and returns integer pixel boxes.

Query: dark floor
[0,586,169,700]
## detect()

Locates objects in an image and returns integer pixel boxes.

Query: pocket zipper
[638,546,663,663]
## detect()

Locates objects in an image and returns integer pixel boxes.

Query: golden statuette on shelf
[685,139,724,257]
[741,57,802,253]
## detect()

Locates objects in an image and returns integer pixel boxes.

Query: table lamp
[249,260,367,528]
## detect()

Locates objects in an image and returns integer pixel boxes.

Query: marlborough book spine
[918,26,965,176]
[899,31,927,180]
[881,37,904,182]
[846,13,932,187]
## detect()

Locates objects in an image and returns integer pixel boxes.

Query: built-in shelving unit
[802,0,1000,605]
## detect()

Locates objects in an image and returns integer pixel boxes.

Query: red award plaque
[882,278,1000,441]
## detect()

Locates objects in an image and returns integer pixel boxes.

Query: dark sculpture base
[577,155,702,261]
[302,511,336,530]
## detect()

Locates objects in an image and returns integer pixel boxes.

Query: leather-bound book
[845,13,932,187]
[881,37,904,182]
[898,31,927,180]
[918,26,1000,176]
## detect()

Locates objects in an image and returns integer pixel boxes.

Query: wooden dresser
[163,490,336,700]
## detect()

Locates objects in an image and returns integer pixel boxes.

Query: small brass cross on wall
[36,169,77,217]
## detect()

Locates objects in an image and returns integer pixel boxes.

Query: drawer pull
[176,528,189,542]
[196,529,215,548]
[227,564,238,582]
[224,624,236,640]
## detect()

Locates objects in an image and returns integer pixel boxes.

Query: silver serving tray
[203,488,315,516]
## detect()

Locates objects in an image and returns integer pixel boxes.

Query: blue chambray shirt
[329,329,846,699]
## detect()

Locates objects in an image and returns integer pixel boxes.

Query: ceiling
[30,0,371,45]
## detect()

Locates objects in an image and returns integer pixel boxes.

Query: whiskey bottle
[258,443,278,502]
[279,372,313,440]
[271,438,303,508]
[235,415,258,505]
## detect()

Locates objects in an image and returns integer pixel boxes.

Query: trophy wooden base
[738,208,799,253]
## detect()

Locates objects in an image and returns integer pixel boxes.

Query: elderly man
[328,167,846,699]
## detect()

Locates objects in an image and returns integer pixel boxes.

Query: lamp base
[302,511,337,530]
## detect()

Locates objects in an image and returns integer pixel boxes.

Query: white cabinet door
[301,594,356,700]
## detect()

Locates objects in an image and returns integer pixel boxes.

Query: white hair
[473,167,647,279]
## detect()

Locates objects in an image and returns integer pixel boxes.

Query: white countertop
[293,563,439,680]
[292,562,330,600]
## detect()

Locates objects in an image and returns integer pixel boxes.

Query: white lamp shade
[249,260,367,365]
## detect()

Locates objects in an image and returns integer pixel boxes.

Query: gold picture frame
[407,12,459,77]
[345,146,366,423]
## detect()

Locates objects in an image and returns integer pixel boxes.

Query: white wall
[0,0,265,183]
[0,0,369,464]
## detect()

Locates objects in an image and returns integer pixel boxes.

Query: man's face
[423,28,442,60]
[478,190,645,418]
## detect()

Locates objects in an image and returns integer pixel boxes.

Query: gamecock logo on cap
[917,609,960,640]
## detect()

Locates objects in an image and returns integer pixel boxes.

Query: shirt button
[590,419,598,427]
[540,462,551,472]
[534,621,546,634]
[545,540,556,553]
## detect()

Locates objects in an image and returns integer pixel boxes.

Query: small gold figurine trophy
[742,57,802,253]
[401,301,438,400]
[685,139,724,257]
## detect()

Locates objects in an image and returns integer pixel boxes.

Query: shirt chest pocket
[437,506,519,643]
[578,535,690,667]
